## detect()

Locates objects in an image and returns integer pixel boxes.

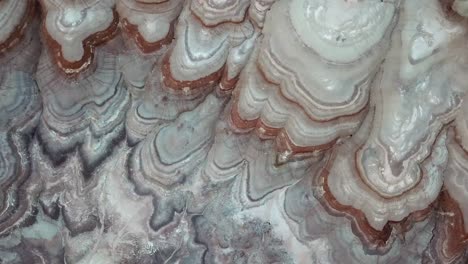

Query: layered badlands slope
[1,0,468,263]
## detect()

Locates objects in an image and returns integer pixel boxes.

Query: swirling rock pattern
[1,0,468,263]
[0,16,41,236]
[37,38,130,173]
[117,0,184,95]
[40,0,119,75]
[162,0,257,93]
[0,0,35,54]
[231,0,396,159]
[118,0,184,54]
